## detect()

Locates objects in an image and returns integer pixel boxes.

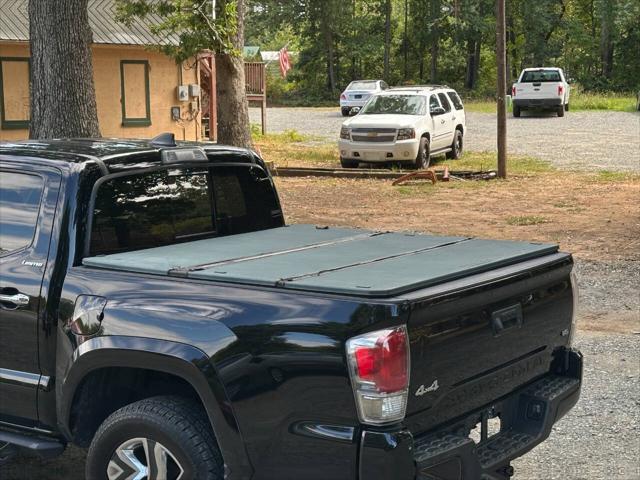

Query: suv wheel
[341,107,350,117]
[446,130,463,160]
[557,105,565,117]
[86,396,223,480]
[513,105,521,117]
[340,157,359,168]
[414,136,430,169]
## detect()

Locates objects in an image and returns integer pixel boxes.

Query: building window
[0,57,30,130]
[120,60,151,127]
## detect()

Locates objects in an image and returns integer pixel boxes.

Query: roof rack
[389,84,449,91]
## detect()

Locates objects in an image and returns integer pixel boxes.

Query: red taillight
[512,86,516,96]
[340,93,347,100]
[558,85,564,96]
[354,329,408,393]
[347,326,410,424]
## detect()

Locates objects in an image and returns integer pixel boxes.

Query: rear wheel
[341,107,350,117]
[86,396,223,480]
[446,130,463,160]
[513,105,521,117]
[557,105,565,117]
[414,136,430,169]
[340,157,359,168]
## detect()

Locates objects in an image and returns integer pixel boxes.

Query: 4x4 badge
[415,380,439,396]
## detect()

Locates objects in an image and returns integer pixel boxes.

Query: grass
[254,131,554,175]
[464,91,637,113]
[505,215,549,226]
[592,170,640,182]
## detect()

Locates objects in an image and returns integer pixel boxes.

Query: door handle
[0,293,30,306]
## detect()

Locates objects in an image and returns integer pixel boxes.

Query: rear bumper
[358,348,583,480]
[513,98,563,108]
[341,99,368,108]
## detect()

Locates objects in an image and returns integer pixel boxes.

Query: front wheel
[557,105,565,117]
[86,396,223,480]
[446,130,463,160]
[414,136,430,169]
[564,103,569,111]
[513,105,521,117]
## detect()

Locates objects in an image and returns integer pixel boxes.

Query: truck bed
[83,225,558,297]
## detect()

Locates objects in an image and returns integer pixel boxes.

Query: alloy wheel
[107,437,185,480]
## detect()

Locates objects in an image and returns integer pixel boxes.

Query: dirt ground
[275,173,640,263]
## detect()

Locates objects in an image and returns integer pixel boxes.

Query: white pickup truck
[511,68,570,117]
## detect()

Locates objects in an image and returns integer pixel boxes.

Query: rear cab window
[0,172,44,255]
[520,70,561,82]
[89,164,282,256]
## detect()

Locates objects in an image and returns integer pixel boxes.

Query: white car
[511,67,570,117]
[339,80,389,116]
[338,86,466,169]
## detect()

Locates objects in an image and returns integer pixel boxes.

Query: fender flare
[58,335,253,479]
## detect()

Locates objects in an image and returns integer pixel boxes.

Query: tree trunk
[430,42,439,83]
[383,0,391,81]
[599,0,615,79]
[464,39,481,90]
[216,0,251,148]
[29,0,100,139]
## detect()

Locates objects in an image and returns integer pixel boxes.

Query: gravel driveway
[250,107,640,172]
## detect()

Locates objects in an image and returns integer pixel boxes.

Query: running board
[0,429,65,459]
[430,147,452,155]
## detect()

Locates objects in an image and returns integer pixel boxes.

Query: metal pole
[403,0,408,80]
[496,0,507,178]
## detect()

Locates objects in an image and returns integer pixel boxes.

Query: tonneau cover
[83,225,558,297]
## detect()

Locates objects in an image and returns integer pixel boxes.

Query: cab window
[437,93,452,113]
[0,172,43,255]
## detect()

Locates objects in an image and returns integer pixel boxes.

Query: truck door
[437,92,456,147]
[0,162,60,425]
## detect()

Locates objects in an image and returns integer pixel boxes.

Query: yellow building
[0,1,202,141]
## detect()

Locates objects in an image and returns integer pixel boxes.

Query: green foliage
[506,215,549,226]
[115,0,239,60]
[245,0,639,103]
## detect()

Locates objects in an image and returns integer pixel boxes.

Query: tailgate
[347,90,373,102]
[514,82,561,99]
[404,255,574,435]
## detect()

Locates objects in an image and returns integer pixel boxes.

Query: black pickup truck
[0,136,582,480]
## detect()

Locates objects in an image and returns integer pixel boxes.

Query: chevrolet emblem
[367,132,377,137]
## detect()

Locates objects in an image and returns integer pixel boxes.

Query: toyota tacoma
[0,136,582,480]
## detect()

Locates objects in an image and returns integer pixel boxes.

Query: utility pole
[403,0,408,80]
[496,0,507,178]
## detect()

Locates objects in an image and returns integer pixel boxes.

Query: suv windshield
[361,95,426,115]
[521,70,561,82]
[347,81,377,91]
[89,164,282,256]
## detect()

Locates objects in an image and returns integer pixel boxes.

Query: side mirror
[430,106,445,116]
[350,107,360,116]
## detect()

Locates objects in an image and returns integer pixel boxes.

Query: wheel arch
[58,336,253,479]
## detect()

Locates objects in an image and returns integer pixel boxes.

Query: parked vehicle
[0,136,582,480]
[340,80,388,116]
[338,86,466,169]
[511,68,570,117]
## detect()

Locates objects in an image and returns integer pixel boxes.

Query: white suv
[339,80,389,117]
[338,86,466,169]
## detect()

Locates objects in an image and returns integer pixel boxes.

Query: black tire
[414,136,430,169]
[86,396,223,480]
[557,105,565,117]
[513,105,521,117]
[446,129,463,160]
[340,157,359,168]
[564,103,569,111]
[341,107,350,117]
